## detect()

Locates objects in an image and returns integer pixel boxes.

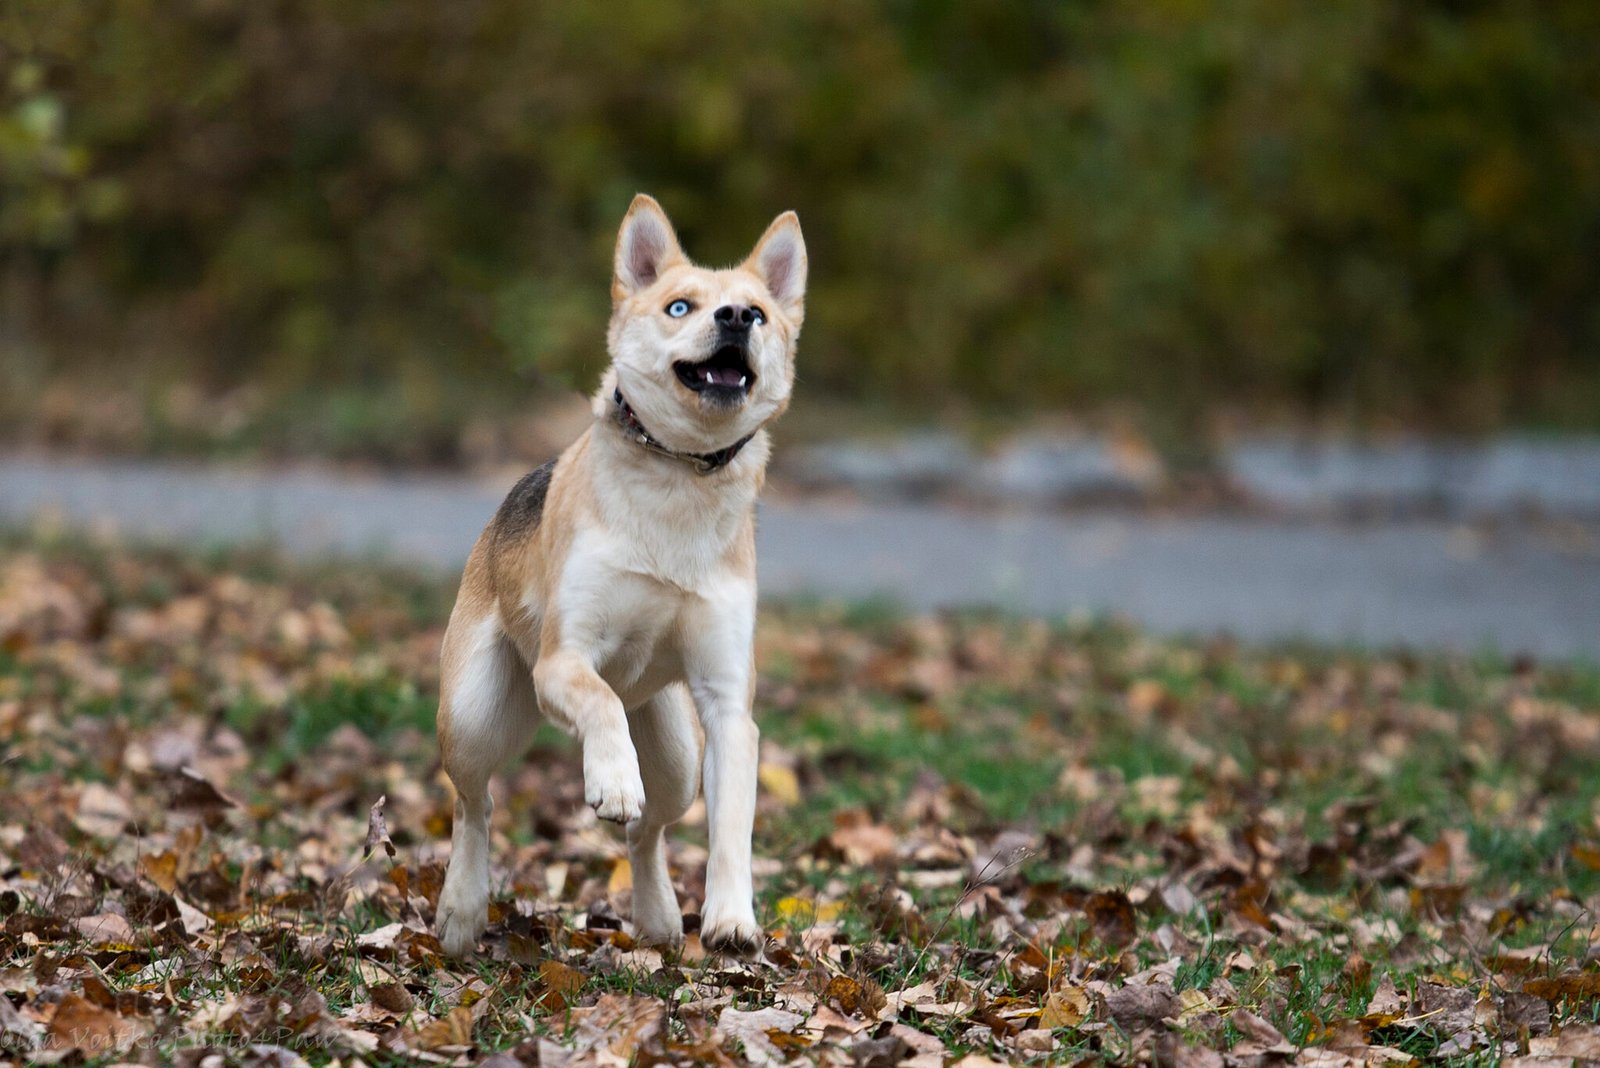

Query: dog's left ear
[744,212,807,325]
[613,194,686,303]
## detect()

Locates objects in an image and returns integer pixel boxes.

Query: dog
[433,195,805,958]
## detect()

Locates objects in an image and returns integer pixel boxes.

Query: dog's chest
[595,463,752,590]
[598,575,684,692]
[550,533,699,705]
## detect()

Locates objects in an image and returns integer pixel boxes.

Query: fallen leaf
[718,1006,805,1067]
[140,850,180,892]
[774,896,844,925]
[1085,890,1138,948]
[407,1004,473,1051]
[369,981,413,1015]
[827,809,897,865]
[1366,973,1405,1018]
[1040,986,1091,1029]
[74,912,135,946]
[889,981,973,1019]
[1105,983,1179,1030]
[366,794,396,859]
[565,993,666,1063]
[0,994,43,1054]
[825,975,885,1018]
[74,782,132,838]
[608,857,633,894]
[536,959,586,1010]
[163,766,238,813]
[46,992,152,1053]
[759,763,802,806]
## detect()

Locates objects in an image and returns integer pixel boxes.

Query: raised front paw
[700,907,765,958]
[584,749,646,824]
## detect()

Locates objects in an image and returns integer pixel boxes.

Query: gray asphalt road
[2,454,1596,659]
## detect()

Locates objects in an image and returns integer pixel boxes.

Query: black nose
[714,304,757,332]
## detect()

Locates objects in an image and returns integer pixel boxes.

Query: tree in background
[3,0,1598,440]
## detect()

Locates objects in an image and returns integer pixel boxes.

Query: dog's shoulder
[490,459,557,549]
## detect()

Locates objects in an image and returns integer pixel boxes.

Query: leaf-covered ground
[2,534,1599,1066]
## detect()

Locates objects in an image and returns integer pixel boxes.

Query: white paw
[584,748,646,824]
[632,895,685,948]
[435,891,487,958]
[634,921,686,949]
[700,906,764,957]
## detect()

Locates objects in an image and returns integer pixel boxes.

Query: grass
[1,534,1598,1063]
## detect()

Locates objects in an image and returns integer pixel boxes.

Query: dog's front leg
[534,649,646,823]
[684,592,763,956]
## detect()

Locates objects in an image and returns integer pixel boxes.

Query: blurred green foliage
[3,0,1599,431]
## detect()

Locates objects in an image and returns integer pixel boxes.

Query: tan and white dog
[433,195,805,958]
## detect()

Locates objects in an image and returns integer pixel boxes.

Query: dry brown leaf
[608,857,633,894]
[565,993,666,1063]
[46,992,152,1054]
[889,980,973,1019]
[1104,982,1179,1030]
[74,912,135,946]
[1040,986,1091,1029]
[1366,973,1406,1018]
[1232,1008,1292,1049]
[948,1055,1010,1068]
[365,794,396,859]
[74,781,132,838]
[886,1022,945,1068]
[536,958,586,1010]
[717,1006,805,1067]
[369,980,414,1015]
[407,1004,474,1051]
[0,994,43,1054]
[759,763,802,806]
[827,809,898,865]
[825,974,886,1018]
[1085,889,1138,948]
[140,849,180,892]
[163,766,238,813]
[1553,1024,1600,1059]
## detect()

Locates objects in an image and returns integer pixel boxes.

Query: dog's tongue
[700,365,744,388]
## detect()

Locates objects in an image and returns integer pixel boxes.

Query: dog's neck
[609,388,757,475]
[587,392,769,589]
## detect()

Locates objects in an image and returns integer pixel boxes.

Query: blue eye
[751,306,767,325]
[666,299,691,318]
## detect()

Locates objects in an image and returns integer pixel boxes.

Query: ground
[1,534,1598,1066]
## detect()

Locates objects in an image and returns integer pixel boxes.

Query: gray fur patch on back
[491,459,556,548]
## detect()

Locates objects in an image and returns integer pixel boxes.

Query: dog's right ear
[613,194,685,304]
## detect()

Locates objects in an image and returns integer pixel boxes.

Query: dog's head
[603,194,806,455]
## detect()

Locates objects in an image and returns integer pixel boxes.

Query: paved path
[2,454,1596,660]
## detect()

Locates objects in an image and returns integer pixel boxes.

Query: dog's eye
[666,299,692,318]
[751,306,767,325]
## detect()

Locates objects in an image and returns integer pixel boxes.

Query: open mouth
[674,344,755,398]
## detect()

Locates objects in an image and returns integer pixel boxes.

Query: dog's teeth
[738,375,747,387]
[705,370,714,384]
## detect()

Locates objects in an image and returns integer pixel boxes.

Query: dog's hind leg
[435,605,536,958]
[625,684,702,947]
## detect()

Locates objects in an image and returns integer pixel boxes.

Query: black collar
[612,389,756,475]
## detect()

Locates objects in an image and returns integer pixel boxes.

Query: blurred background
[2,0,1598,656]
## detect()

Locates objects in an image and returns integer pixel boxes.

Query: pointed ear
[744,211,807,322]
[612,194,685,302]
